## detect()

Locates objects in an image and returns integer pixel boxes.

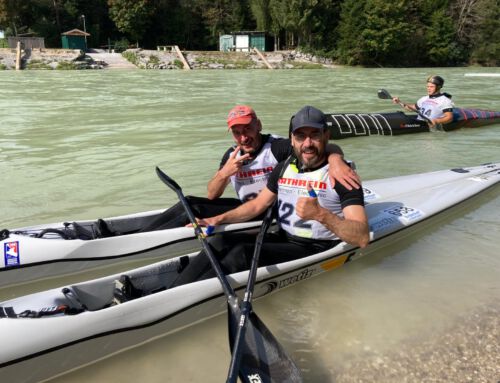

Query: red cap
[227,105,257,129]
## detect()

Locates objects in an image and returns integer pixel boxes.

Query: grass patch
[173,59,184,69]
[56,61,77,70]
[148,55,160,65]
[0,63,7,70]
[122,51,139,66]
[195,55,254,69]
[286,61,324,69]
[26,59,52,70]
[232,59,254,69]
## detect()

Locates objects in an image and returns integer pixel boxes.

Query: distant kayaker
[137,105,359,231]
[392,75,454,127]
[170,105,369,286]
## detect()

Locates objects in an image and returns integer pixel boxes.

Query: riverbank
[333,300,500,382]
[0,47,336,70]
[122,48,336,69]
[0,48,103,70]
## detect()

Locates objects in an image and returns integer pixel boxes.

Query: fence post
[15,41,22,70]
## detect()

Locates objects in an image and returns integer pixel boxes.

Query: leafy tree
[249,0,270,31]
[268,0,289,47]
[108,0,153,44]
[0,0,36,36]
[425,8,465,66]
[336,0,367,64]
[337,0,418,66]
[468,0,500,65]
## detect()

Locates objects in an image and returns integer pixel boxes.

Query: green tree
[108,0,153,44]
[249,0,270,31]
[0,0,36,36]
[336,0,367,64]
[337,0,416,66]
[188,0,252,48]
[425,8,465,66]
[468,0,500,65]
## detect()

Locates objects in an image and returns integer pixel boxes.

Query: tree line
[0,0,498,67]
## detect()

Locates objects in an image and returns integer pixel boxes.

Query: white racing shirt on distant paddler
[416,93,454,120]
[267,159,365,240]
[220,134,290,202]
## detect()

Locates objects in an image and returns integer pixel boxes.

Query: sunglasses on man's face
[292,131,324,142]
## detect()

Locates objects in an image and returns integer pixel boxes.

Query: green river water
[0,67,499,382]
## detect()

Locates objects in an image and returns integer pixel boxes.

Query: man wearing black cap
[170,106,369,286]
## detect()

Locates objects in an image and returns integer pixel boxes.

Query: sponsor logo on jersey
[4,241,20,266]
[237,166,274,179]
[278,178,327,190]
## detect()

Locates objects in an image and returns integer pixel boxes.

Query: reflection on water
[1,68,499,382]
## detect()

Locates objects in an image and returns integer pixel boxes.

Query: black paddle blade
[377,88,392,100]
[229,311,303,383]
[155,166,181,193]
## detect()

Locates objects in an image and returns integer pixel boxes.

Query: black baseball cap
[290,106,327,132]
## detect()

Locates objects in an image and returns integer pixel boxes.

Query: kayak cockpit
[8,210,168,240]
[0,255,191,318]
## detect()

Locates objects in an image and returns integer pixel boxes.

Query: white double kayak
[0,162,499,383]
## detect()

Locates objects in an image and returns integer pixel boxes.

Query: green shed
[61,29,90,50]
[233,31,274,52]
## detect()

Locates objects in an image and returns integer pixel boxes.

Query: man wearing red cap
[138,105,358,232]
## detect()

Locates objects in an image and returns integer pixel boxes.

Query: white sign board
[235,35,249,52]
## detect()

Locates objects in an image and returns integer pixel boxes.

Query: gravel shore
[333,301,500,383]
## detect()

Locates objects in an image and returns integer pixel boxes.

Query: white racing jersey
[229,135,280,202]
[416,93,454,120]
[277,162,343,240]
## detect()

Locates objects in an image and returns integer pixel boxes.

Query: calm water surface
[0,68,499,382]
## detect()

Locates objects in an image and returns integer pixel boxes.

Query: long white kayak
[2,162,498,290]
[0,211,263,289]
[0,162,498,383]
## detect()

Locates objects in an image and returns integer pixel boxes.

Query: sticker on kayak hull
[4,241,20,266]
[363,187,380,202]
[383,205,424,222]
[370,216,399,233]
[369,205,425,233]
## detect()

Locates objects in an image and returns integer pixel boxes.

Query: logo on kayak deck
[4,241,20,266]
[399,123,422,128]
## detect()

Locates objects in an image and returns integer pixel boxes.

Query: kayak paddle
[377,88,443,132]
[226,201,302,382]
[155,167,302,383]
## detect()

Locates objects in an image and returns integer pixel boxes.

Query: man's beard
[293,145,325,169]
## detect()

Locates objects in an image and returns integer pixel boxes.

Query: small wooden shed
[219,35,234,52]
[232,31,274,52]
[61,29,90,50]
